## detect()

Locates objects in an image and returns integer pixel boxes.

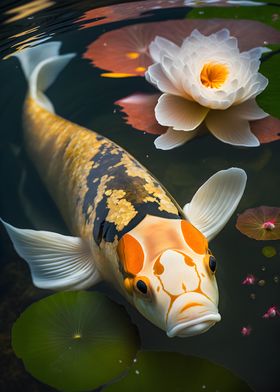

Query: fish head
[117,216,220,337]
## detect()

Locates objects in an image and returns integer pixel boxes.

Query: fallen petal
[115,93,166,135]
[241,326,252,336]
[242,274,256,285]
[262,306,280,319]
[236,206,280,240]
[154,127,198,150]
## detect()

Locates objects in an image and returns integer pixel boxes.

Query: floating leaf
[115,93,165,134]
[250,117,280,144]
[257,54,280,120]
[77,1,196,29]
[262,246,276,258]
[104,351,253,392]
[84,19,280,76]
[12,291,139,392]
[115,92,279,147]
[236,206,280,240]
[187,5,280,31]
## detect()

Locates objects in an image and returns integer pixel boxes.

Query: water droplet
[133,358,137,363]
[113,109,117,114]
[261,266,266,271]
[202,385,206,389]
[258,279,266,287]
[135,370,140,375]
[250,293,256,300]
[263,41,268,45]
[118,359,123,363]
[273,276,279,283]
[146,154,149,158]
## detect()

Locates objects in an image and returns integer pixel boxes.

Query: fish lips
[166,292,221,338]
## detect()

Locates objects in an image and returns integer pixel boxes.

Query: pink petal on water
[84,19,280,75]
[262,306,280,319]
[241,326,252,336]
[115,93,167,135]
[250,117,280,144]
[236,206,280,240]
[242,274,256,285]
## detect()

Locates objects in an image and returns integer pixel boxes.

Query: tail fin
[14,41,75,113]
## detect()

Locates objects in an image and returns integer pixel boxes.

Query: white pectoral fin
[1,220,101,290]
[183,168,247,241]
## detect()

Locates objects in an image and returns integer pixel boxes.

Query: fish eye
[209,255,217,273]
[136,279,148,294]
[134,277,150,296]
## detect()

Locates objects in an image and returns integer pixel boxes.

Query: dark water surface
[0,1,280,391]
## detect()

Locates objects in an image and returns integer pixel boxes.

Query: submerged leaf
[236,206,280,240]
[12,291,139,392]
[104,351,253,392]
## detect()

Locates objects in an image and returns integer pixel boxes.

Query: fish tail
[13,41,75,113]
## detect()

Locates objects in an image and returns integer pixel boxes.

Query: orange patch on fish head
[117,233,145,275]
[181,220,208,255]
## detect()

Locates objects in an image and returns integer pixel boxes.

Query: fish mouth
[167,313,221,338]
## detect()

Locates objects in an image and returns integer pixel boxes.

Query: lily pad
[104,351,253,392]
[12,291,139,392]
[257,54,280,120]
[236,206,280,240]
[115,93,165,134]
[84,19,280,76]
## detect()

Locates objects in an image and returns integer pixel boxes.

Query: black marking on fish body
[82,142,182,245]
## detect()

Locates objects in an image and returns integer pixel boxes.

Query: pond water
[0,0,280,391]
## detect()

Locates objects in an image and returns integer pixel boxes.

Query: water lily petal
[232,100,268,120]
[146,63,181,95]
[154,127,198,150]
[206,110,260,147]
[155,94,208,131]
[149,36,180,63]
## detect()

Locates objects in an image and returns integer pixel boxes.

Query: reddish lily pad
[236,206,280,240]
[250,117,280,144]
[78,1,191,29]
[115,92,280,146]
[84,19,280,76]
[116,93,166,135]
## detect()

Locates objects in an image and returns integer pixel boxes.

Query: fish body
[2,42,247,337]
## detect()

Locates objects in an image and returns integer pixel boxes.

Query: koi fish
[2,42,247,337]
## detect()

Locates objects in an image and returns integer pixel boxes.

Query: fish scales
[23,97,182,247]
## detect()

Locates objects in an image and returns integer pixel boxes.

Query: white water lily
[145,28,269,149]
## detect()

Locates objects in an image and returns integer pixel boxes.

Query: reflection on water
[4,0,54,24]
[0,0,280,391]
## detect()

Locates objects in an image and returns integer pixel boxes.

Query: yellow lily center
[200,62,229,88]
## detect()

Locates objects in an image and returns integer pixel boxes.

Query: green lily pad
[262,246,277,258]
[187,6,280,31]
[104,351,253,392]
[12,291,139,392]
[257,54,280,119]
